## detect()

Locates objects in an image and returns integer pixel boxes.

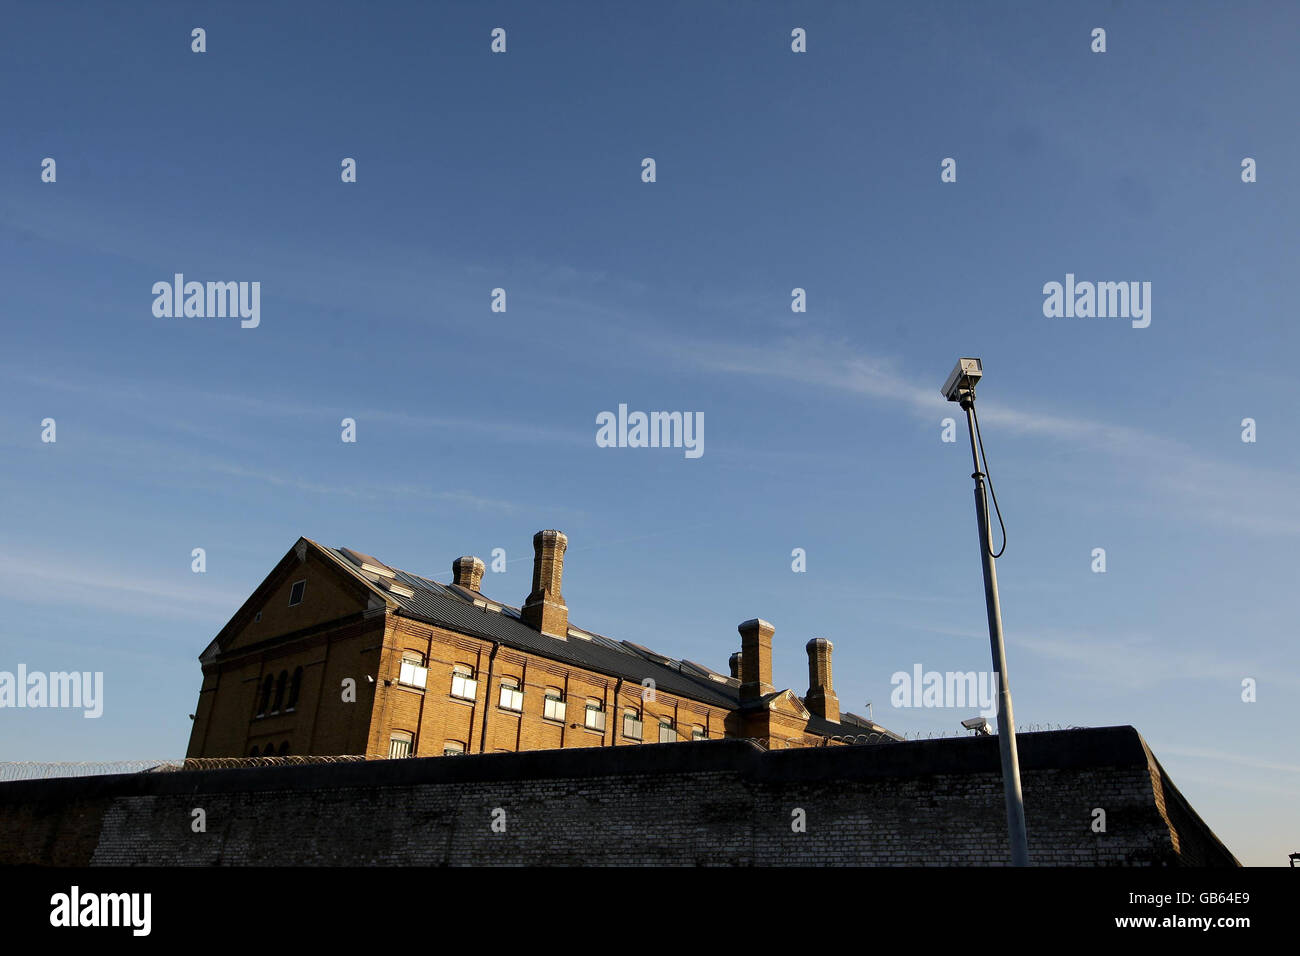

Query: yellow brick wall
[187,615,386,758]
[371,617,733,757]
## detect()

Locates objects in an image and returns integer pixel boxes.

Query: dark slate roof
[806,712,900,741]
[321,545,744,710]
[318,541,901,739]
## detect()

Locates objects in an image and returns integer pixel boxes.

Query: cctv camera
[961,716,992,735]
[942,358,983,402]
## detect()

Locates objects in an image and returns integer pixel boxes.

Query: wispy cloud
[1165,772,1299,800]
[0,550,243,623]
[1008,627,1300,692]
[650,334,1300,537]
[2,366,592,451]
[1158,746,1300,776]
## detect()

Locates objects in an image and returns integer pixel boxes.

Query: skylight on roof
[339,548,395,578]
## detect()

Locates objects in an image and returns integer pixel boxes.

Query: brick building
[185,531,896,760]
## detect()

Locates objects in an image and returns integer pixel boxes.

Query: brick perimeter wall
[0,727,1239,867]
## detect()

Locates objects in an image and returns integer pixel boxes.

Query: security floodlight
[942,357,983,402]
[961,716,992,736]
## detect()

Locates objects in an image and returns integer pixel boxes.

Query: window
[398,654,428,689]
[388,731,413,759]
[271,670,287,713]
[498,677,523,712]
[288,580,306,606]
[443,740,466,756]
[249,745,260,757]
[659,719,675,743]
[691,725,707,740]
[286,666,303,711]
[278,741,290,756]
[450,664,477,701]
[257,675,274,717]
[623,708,643,741]
[543,689,566,722]
[584,699,606,732]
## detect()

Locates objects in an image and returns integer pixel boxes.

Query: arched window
[498,676,523,712]
[271,670,287,712]
[388,731,414,759]
[543,688,565,722]
[249,745,260,757]
[257,675,274,716]
[286,667,303,711]
[584,698,606,732]
[622,707,643,741]
[450,664,477,700]
[277,741,290,756]
[398,653,428,688]
[658,718,676,743]
[443,740,466,756]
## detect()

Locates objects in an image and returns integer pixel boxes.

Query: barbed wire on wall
[0,754,367,782]
[894,721,1083,741]
[0,725,1090,780]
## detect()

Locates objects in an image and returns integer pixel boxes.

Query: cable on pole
[971,400,1007,559]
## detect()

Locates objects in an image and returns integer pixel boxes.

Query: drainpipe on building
[478,642,500,754]
[609,678,623,747]
[371,652,391,759]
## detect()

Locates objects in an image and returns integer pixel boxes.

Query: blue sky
[0,1,1295,866]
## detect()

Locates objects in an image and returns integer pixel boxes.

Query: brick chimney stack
[521,530,568,638]
[452,555,485,591]
[737,618,775,701]
[804,638,840,722]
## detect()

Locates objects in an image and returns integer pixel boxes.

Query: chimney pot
[804,637,840,722]
[521,530,569,638]
[452,555,485,591]
[728,652,741,679]
[737,618,775,701]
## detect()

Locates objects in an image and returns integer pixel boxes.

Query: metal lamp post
[942,358,1030,867]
